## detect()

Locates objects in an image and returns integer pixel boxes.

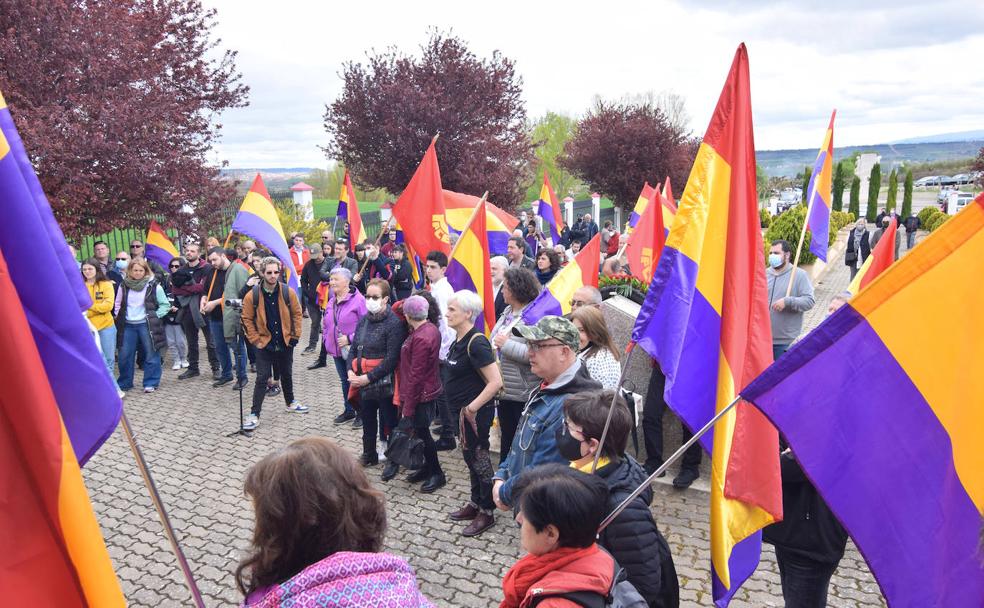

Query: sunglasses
[131,244,143,248]
[366,295,384,301]
[169,264,181,269]
[116,257,127,261]
[264,270,281,275]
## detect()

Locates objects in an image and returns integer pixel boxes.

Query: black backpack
[529,555,647,608]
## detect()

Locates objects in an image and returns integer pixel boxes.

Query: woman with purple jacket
[322,267,367,425]
[396,295,446,494]
[237,437,433,607]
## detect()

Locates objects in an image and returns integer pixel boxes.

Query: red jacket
[396,321,443,417]
[517,546,614,608]
[290,247,310,275]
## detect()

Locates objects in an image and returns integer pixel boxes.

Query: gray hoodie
[766,264,815,345]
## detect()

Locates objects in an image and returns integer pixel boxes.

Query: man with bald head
[570,286,602,312]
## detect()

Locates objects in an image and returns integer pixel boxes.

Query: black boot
[360,453,379,467]
[421,471,447,493]
[406,468,429,483]
[381,461,400,481]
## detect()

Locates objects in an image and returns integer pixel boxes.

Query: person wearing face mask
[766,240,816,361]
[559,391,680,608]
[347,279,406,476]
[110,251,129,291]
[844,219,871,280]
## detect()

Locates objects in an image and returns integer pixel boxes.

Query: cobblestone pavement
[84,246,890,607]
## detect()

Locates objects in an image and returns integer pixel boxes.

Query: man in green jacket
[203,247,250,389]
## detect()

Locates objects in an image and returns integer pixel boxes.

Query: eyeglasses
[528,341,567,353]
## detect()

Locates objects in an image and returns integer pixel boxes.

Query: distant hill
[221,167,317,194]
[757,140,983,178]
[890,130,984,145]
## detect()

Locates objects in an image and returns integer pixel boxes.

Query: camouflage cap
[513,315,580,351]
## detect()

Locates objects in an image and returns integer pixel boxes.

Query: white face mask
[365,298,383,314]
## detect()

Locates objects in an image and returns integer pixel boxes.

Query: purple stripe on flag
[711,533,763,607]
[446,259,483,332]
[0,141,120,465]
[232,211,299,288]
[743,307,984,607]
[537,199,560,242]
[0,108,91,312]
[807,194,830,262]
[520,290,563,325]
[337,200,348,219]
[632,246,720,452]
[628,211,642,229]
[145,243,175,270]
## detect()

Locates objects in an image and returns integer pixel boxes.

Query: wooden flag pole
[120,411,206,608]
[448,191,489,261]
[786,185,818,298]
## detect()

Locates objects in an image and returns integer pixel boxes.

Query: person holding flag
[767,239,816,360]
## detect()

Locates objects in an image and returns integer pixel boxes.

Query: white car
[914,176,939,187]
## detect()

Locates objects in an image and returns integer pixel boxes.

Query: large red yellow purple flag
[340,170,367,248]
[392,138,451,257]
[446,199,495,334]
[743,194,984,607]
[230,174,299,288]
[444,189,518,256]
[806,110,836,261]
[631,45,782,606]
[0,90,124,604]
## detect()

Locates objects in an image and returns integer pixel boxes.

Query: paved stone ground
[83,239,902,607]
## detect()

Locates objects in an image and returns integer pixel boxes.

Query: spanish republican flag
[806,110,836,262]
[230,174,299,289]
[847,217,897,296]
[631,45,782,606]
[535,171,566,243]
[391,137,451,257]
[144,219,180,270]
[744,194,984,606]
[341,169,367,248]
[626,184,667,283]
[445,199,495,334]
[522,233,601,325]
[0,90,124,604]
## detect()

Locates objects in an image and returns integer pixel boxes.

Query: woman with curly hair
[534,248,561,286]
[237,437,432,607]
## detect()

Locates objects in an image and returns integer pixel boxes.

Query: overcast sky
[204,0,984,168]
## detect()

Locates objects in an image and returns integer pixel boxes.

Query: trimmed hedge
[925,212,949,232]
[830,210,856,231]
[764,204,836,266]
[917,206,939,227]
[760,208,771,229]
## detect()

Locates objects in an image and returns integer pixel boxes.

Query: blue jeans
[333,355,354,415]
[97,325,119,391]
[773,343,790,361]
[209,318,247,381]
[118,322,161,389]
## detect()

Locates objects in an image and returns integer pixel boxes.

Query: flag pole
[119,411,206,608]
[590,342,637,473]
[356,215,398,278]
[598,394,742,532]
[448,191,489,261]
[786,183,818,298]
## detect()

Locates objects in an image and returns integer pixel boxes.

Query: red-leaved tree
[0,0,249,240]
[561,99,699,208]
[324,31,534,211]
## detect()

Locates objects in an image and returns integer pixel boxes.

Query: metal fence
[76,219,232,260]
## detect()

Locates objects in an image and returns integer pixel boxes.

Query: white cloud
[203,0,984,167]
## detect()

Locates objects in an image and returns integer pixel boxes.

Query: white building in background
[291,182,314,220]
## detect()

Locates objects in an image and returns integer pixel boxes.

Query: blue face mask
[768,253,783,268]
[115,260,128,271]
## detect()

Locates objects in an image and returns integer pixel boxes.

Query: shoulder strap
[530,590,606,608]
[281,283,295,338]
[465,332,482,360]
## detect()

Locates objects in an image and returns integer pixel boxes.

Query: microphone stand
[227,308,252,438]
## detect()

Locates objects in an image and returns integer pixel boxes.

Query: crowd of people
[77,214,859,607]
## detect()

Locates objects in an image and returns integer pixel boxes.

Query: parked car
[914,175,940,187]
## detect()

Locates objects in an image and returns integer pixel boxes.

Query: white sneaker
[243,414,258,430]
[143,387,156,393]
[118,389,126,400]
[286,401,309,413]
[171,361,181,370]
[378,440,388,462]
[180,360,190,368]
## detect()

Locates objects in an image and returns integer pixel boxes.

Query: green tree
[866,163,881,222]
[756,163,769,202]
[801,165,812,202]
[526,111,584,201]
[831,162,846,211]
[901,169,914,218]
[886,168,898,212]
[849,175,861,218]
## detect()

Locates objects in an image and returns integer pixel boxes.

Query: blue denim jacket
[494,360,602,506]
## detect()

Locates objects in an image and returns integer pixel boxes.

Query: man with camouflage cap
[492,315,602,509]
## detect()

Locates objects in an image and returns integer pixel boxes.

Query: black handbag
[385,426,425,469]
